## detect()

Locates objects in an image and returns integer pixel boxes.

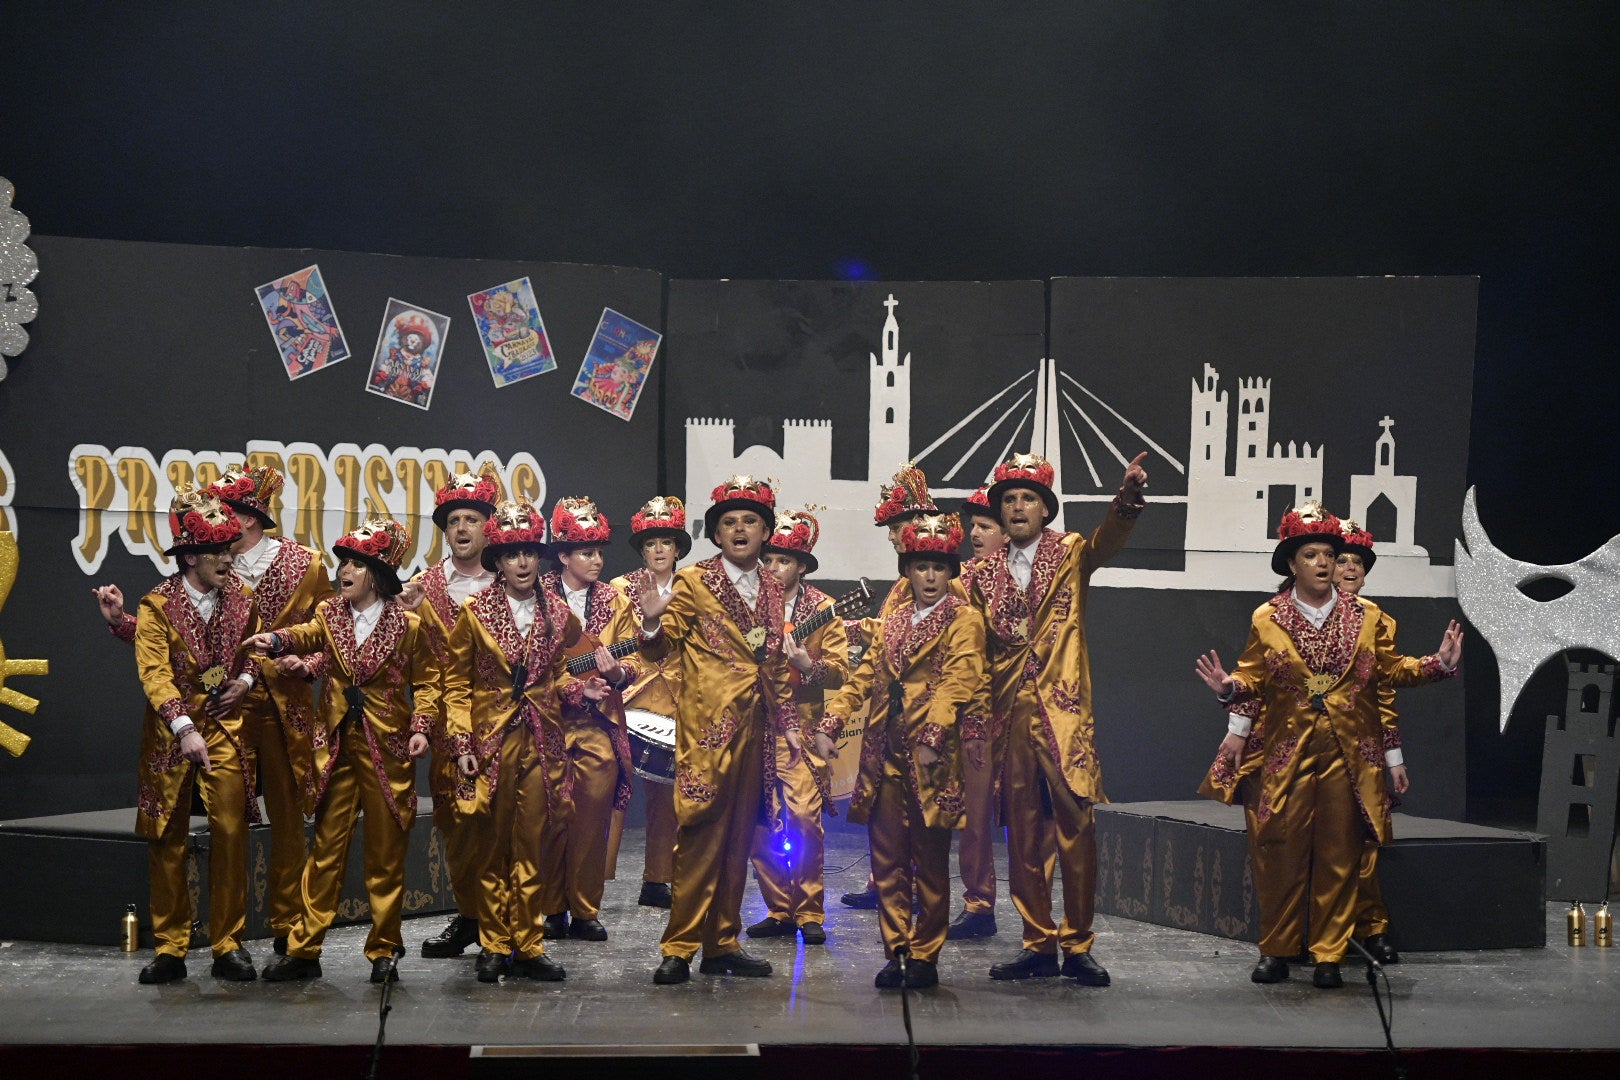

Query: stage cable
[1345,937,1405,1080]
[894,946,920,1080]
[366,954,399,1080]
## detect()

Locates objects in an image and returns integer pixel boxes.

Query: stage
[1,830,1615,1077]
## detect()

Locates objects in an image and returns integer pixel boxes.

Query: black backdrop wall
[1,2,1616,824]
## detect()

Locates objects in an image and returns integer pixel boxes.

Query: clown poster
[255,264,351,380]
[569,307,659,421]
[366,298,451,411]
[468,276,555,387]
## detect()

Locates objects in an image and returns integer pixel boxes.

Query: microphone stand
[1345,937,1405,1079]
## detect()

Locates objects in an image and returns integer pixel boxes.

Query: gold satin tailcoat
[1199,593,1451,845]
[970,510,1136,803]
[608,570,684,718]
[638,556,799,828]
[822,595,989,829]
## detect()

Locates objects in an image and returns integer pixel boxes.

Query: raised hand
[1436,619,1465,670]
[1194,650,1234,696]
[1121,451,1149,503]
[399,579,425,610]
[93,584,126,626]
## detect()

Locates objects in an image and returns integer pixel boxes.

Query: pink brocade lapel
[323,597,408,684]
[470,584,564,689]
[254,541,314,624]
[154,575,210,667]
[698,556,785,658]
[1268,588,1364,681]
[420,562,456,627]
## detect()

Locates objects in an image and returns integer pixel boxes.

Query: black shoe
[1060,951,1111,987]
[138,954,187,985]
[947,909,998,940]
[1313,961,1344,989]
[475,948,509,984]
[638,882,673,909]
[1362,933,1401,965]
[799,922,827,945]
[210,949,257,982]
[262,955,322,982]
[421,914,480,958]
[746,916,795,938]
[904,957,939,988]
[653,955,691,985]
[840,886,879,910]
[567,918,608,942]
[369,957,400,984]
[541,913,569,939]
[273,936,288,957]
[1250,956,1290,983]
[989,949,1060,980]
[698,950,773,977]
[874,958,904,989]
[511,953,566,981]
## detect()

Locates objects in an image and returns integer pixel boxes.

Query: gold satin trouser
[750,739,826,925]
[243,694,308,938]
[605,777,678,883]
[286,729,413,961]
[467,726,551,959]
[1003,711,1097,955]
[869,760,953,963]
[1354,838,1390,937]
[148,721,249,958]
[957,735,1002,914]
[433,785,483,919]
[660,721,765,961]
[1253,713,1365,963]
[537,720,617,920]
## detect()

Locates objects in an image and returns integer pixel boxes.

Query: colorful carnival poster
[467,276,555,387]
[569,307,660,421]
[255,264,350,380]
[366,298,451,411]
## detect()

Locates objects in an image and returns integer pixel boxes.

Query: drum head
[625,708,676,747]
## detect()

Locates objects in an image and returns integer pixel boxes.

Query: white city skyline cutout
[684,294,1452,596]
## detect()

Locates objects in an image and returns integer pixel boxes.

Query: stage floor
[0,830,1613,1051]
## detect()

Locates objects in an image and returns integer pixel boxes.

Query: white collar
[507,590,537,610]
[1010,533,1042,561]
[445,558,491,583]
[721,557,759,584]
[1290,587,1338,626]
[650,572,674,596]
[351,596,383,622]
[561,576,592,599]
[911,596,944,624]
[182,576,215,604]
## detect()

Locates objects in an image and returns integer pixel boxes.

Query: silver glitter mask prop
[0,178,40,379]
[1454,486,1620,732]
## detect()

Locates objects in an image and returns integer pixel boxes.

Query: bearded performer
[973,451,1147,987]
[948,485,1009,940]
[131,487,262,985]
[402,469,499,960]
[252,519,441,984]
[603,496,691,909]
[1195,503,1462,988]
[637,476,804,985]
[535,496,638,942]
[821,514,988,989]
[747,507,849,946]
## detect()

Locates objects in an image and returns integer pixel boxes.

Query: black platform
[0,798,455,946]
[1095,800,1547,951]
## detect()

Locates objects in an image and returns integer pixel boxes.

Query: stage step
[1094,800,1546,951]
[0,799,455,947]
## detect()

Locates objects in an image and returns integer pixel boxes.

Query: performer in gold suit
[443,500,613,983]
[402,469,499,960]
[1195,502,1462,988]
[1335,520,1406,965]
[747,507,849,946]
[253,519,441,984]
[821,514,988,989]
[948,484,1008,940]
[975,451,1147,986]
[637,476,804,985]
[842,463,940,910]
[536,496,638,941]
[603,496,689,910]
[131,487,261,985]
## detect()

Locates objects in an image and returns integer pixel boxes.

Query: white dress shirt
[562,581,591,623]
[444,559,495,607]
[1291,587,1337,630]
[508,592,537,636]
[722,557,761,609]
[911,596,944,625]
[352,597,384,647]
[232,535,282,590]
[1007,534,1041,590]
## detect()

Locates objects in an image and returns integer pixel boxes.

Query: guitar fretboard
[565,637,640,676]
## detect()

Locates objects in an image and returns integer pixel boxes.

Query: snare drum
[625,708,677,784]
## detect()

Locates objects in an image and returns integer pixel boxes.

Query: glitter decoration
[0,178,40,380]
[1454,486,1620,732]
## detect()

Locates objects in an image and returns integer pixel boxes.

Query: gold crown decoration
[165,482,243,554]
[432,467,502,529]
[874,462,938,524]
[336,517,412,571]
[210,463,284,527]
[551,495,612,545]
[901,512,965,555]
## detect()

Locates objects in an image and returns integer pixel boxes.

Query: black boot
[1312,961,1344,989]
[799,922,827,945]
[874,958,904,989]
[1250,956,1290,983]
[746,916,795,938]
[567,918,608,941]
[1060,951,1110,987]
[653,955,691,985]
[840,885,879,910]
[947,909,997,940]
[262,955,322,982]
[638,882,673,909]
[511,953,567,981]
[903,958,939,989]
[137,954,187,985]
[541,912,569,939]
[421,914,480,958]
[210,948,257,982]
[369,957,401,984]
[273,936,288,957]
[1362,933,1401,964]
[475,948,509,984]
[697,950,773,977]
[988,949,1059,980]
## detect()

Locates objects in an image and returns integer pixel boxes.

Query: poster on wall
[254,264,350,380]
[366,298,451,411]
[569,307,659,421]
[468,276,555,387]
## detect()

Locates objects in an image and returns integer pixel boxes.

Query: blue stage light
[832,257,876,281]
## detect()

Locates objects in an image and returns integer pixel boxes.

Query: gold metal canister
[120,903,139,953]
[1567,901,1586,947]
[1595,902,1613,948]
